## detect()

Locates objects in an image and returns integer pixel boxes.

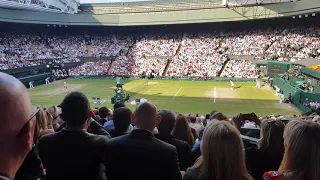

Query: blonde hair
[258,120,285,154]
[279,120,320,180]
[34,108,49,142]
[191,121,253,180]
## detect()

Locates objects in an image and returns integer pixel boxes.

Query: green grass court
[28,79,300,116]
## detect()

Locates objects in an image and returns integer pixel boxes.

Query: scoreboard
[267,62,290,77]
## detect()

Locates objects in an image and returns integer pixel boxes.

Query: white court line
[173,87,182,99]
[214,87,216,104]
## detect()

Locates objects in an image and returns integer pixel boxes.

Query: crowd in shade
[1,26,319,73]
[221,59,259,78]
[1,72,320,180]
[68,61,110,76]
[111,55,134,77]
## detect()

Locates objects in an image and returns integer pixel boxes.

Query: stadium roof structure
[0,0,80,13]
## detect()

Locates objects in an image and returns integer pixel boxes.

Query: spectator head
[0,72,36,179]
[209,110,227,121]
[172,114,194,147]
[258,120,285,154]
[46,105,62,130]
[279,120,320,180]
[60,92,92,128]
[99,107,110,119]
[190,116,196,123]
[113,107,132,133]
[114,102,125,111]
[131,102,161,132]
[157,110,175,135]
[191,121,253,180]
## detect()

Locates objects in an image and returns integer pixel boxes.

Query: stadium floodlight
[292,16,295,19]
[299,15,302,18]
[305,14,308,17]
[312,13,316,16]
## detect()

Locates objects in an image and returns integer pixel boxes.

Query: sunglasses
[16,105,40,137]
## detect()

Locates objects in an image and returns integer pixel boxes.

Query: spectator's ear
[17,119,36,153]
[155,115,162,126]
[131,113,136,123]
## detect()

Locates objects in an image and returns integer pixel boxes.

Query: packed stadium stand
[1,1,320,180]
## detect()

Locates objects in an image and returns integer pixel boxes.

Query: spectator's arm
[170,147,182,180]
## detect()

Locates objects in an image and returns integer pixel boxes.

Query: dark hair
[157,110,175,135]
[113,102,126,111]
[98,107,109,119]
[172,114,195,147]
[113,107,132,133]
[60,92,90,126]
[190,116,196,123]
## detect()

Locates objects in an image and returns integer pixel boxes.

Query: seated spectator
[46,105,62,131]
[105,102,181,180]
[104,102,132,131]
[191,110,228,162]
[108,107,132,138]
[246,120,285,180]
[189,116,203,135]
[0,72,37,180]
[184,121,253,180]
[156,110,192,171]
[172,114,195,148]
[263,120,320,180]
[38,92,109,180]
[99,107,110,126]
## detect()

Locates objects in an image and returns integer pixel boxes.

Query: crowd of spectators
[1,27,320,79]
[2,72,320,180]
[52,69,68,80]
[221,59,259,78]
[166,33,227,78]
[68,61,110,76]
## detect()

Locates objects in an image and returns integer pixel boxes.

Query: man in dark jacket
[39,92,109,180]
[155,110,192,171]
[105,102,181,180]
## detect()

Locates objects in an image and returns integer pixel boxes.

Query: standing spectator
[172,114,195,148]
[0,72,37,180]
[184,121,253,180]
[108,107,132,138]
[156,110,192,171]
[246,120,285,180]
[105,102,181,180]
[263,120,320,180]
[38,92,109,180]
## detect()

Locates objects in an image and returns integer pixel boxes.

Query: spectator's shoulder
[154,137,177,151]
[39,131,58,142]
[107,134,129,145]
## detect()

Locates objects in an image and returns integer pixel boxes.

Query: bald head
[132,102,161,131]
[0,72,34,179]
[0,72,32,137]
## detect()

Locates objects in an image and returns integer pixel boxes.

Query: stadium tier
[1,4,320,180]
